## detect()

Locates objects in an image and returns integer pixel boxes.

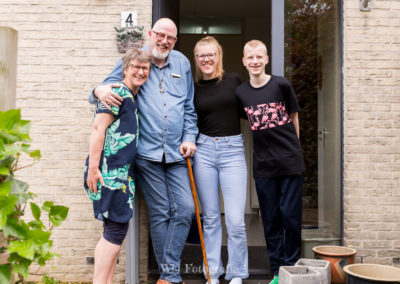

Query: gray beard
[152,46,170,61]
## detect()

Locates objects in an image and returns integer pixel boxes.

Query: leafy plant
[40,274,60,284]
[0,109,69,283]
[114,26,144,43]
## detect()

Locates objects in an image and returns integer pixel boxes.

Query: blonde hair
[194,36,224,83]
[243,40,268,55]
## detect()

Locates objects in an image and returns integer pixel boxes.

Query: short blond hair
[194,36,224,83]
[243,40,268,55]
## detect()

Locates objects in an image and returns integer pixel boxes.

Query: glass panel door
[284,0,342,255]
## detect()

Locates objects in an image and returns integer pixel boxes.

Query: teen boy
[235,40,305,284]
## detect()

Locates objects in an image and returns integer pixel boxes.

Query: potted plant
[115,26,145,53]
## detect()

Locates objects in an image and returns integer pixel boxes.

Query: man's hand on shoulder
[94,83,123,110]
[180,142,197,158]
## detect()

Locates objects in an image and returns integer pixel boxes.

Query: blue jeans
[255,175,303,276]
[193,134,249,280]
[135,157,195,283]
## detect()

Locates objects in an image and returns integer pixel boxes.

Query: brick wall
[0,0,152,282]
[343,0,400,266]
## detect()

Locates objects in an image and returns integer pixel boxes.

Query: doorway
[142,0,343,281]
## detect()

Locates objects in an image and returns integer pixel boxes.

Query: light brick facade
[0,0,399,282]
[0,0,152,282]
[343,0,400,266]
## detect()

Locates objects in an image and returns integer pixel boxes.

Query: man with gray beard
[89,18,198,284]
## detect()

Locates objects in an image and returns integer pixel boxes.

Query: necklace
[156,68,166,93]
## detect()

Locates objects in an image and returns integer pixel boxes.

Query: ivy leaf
[8,239,38,260]
[0,195,18,229]
[10,178,31,205]
[0,181,12,196]
[0,166,9,176]
[28,219,45,230]
[42,201,54,212]
[0,264,11,284]
[30,202,41,221]
[49,206,69,227]
[29,149,41,160]
[27,229,51,244]
[12,258,31,278]
[3,218,29,239]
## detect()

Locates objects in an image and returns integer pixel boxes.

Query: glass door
[283,0,342,256]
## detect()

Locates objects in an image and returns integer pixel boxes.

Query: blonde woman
[193,36,248,284]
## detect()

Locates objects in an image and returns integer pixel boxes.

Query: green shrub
[0,109,69,283]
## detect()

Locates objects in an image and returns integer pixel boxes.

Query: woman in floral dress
[84,48,152,284]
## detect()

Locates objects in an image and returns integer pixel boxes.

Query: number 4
[125,13,133,27]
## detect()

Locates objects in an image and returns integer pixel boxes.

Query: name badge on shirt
[171,73,182,78]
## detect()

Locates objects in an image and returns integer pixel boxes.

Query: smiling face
[242,44,269,78]
[195,43,219,80]
[123,59,151,92]
[148,18,177,64]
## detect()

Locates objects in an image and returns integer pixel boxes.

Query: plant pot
[343,264,400,284]
[117,39,144,53]
[296,258,331,284]
[278,266,322,284]
[313,245,357,284]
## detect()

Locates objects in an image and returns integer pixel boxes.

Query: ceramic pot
[343,264,400,284]
[313,245,357,284]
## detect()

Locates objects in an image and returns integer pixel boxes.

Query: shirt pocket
[168,77,187,98]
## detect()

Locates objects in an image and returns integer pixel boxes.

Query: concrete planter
[279,266,322,284]
[343,264,400,284]
[296,258,331,284]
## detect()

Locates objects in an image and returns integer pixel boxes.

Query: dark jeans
[255,175,303,276]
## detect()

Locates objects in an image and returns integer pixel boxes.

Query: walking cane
[185,156,212,284]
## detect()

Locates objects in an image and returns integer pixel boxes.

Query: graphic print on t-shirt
[244,102,292,131]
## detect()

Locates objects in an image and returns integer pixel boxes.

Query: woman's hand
[86,168,105,194]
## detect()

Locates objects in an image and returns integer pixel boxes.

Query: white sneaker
[229,278,242,284]
[206,279,219,284]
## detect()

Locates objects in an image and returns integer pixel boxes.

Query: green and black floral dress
[84,83,138,223]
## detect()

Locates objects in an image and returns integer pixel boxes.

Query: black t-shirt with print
[236,75,305,178]
[194,72,245,137]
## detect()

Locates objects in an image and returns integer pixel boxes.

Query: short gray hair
[122,48,153,71]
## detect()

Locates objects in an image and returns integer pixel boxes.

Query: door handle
[318,128,328,147]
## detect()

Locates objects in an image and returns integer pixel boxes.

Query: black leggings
[103,219,129,245]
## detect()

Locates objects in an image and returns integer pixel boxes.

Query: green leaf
[10,178,31,205]
[8,239,38,260]
[0,166,9,176]
[0,264,11,284]
[30,202,41,220]
[49,206,69,227]
[3,218,29,239]
[12,258,31,278]
[42,201,53,212]
[28,219,45,230]
[29,149,41,160]
[26,229,51,244]
[0,181,12,196]
[0,156,15,168]
[0,195,18,228]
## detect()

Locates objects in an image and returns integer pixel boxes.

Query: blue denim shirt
[89,48,198,163]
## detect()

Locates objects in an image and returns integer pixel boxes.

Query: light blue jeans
[193,133,249,280]
[135,157,195,283]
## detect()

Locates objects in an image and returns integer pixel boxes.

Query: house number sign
[121,11,137,28]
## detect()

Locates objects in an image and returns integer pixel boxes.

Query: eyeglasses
[129,64,150,73]
[195,53,217,61]
[152,30,177,43]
